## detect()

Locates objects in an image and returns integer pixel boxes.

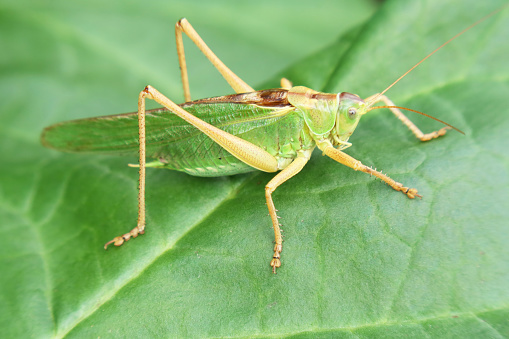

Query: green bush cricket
[41,8,504,274]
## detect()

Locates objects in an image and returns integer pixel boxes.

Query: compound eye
[348,107,357,119]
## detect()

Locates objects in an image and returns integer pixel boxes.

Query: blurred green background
[1,0,508,338]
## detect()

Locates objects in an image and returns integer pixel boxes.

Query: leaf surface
[1,0,508,338]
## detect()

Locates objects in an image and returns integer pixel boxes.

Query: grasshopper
[41,10,502,273]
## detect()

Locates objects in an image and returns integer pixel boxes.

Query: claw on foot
[270,243,282,274]
[394,182,422,199]
[104,236,125,249]
[404,187,422,199]
[104,226,145,249]
[421,126,450,141]
[270,255,281,274]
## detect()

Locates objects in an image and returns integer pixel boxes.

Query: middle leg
[265,151,310,273]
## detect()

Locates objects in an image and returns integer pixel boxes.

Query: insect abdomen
[154,109,314,177]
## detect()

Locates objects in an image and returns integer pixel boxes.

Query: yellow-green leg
[175,18,293,100]
[280,78,293,90]
[265,152,310,273]
[317,140,421,199]
[175,18,254,101]
[104,90,148,248]
[365,94,450,141]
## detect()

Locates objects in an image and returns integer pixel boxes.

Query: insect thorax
[287,87,364,151]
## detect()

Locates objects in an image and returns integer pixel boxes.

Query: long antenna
[366,4,507,107]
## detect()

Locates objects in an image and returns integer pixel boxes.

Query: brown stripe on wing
[181,89,290,108]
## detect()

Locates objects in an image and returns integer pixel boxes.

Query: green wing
[41,91,305,176]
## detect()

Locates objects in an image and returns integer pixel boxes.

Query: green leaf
[1,0,508,338]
